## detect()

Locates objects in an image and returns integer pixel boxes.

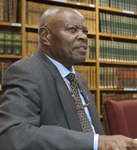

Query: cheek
[51,32,75,52]
[60,38,73,51]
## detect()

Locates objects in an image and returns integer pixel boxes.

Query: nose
[77,30,88,41]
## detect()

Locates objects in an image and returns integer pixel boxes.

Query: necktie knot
[66,73,75,82]
[66,73,78,86]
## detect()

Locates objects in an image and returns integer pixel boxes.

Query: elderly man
[0,7,137,150]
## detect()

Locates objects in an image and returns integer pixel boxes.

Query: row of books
[0,0,18,23]
[99,0,137,12]
[100,67,137,89]
[26,2,96,32]
[87,38,96,60]
[101,93,137,104]
[99,12,137,37]
[99,39,137,62]
[74,65,96,89]
[0,61,12,88]
[0,31,22,55]
[25,32,39,57]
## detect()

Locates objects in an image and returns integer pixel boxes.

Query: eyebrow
[66,24,88,30]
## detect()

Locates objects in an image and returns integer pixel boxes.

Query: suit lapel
[36,49,82,132]
[55,77,82,131]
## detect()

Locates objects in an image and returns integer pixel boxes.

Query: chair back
[102,100,137,138]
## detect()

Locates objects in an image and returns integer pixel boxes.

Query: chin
[75,58,86,64]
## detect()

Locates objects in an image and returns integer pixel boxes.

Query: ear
[39,27,50,45]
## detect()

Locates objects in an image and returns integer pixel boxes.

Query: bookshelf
[0,0,137,118]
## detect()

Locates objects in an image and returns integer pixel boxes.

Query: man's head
[38,7,88,70]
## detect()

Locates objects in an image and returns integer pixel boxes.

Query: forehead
[56,10,87,28]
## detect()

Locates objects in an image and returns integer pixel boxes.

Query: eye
[68,27,77,32]
[83,30,88,35]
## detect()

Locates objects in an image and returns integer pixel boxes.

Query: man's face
[46,10,88,69]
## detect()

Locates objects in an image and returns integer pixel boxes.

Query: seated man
[0,7,137,150]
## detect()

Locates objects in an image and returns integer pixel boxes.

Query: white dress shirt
[46,54,99,150]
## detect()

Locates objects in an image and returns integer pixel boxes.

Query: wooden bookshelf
[25,24,38,29]
[99,5,137,16]
[0,55,22,59]
[100,88,127,91]
[0,0,137,118]
[99,61,137,66]
[99,33,137,40]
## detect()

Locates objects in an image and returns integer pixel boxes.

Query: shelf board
[0,55,22,59]
[46,0,95,8]
[100,88,125,91]
[99,60,137,66]
[100,88,137,91]
[99,88,137,91]
[99,6,137,16]
[25,24,38,29]
[89,87,97,91]
[88,32,96,36]
[0,22,21,27]
[0,22,12,26]
[100,115,103,119]
[99,33,137,40]
[85,59,96,63]
[66,1,95,8]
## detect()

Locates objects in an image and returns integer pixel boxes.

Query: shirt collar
[46,54,76,78]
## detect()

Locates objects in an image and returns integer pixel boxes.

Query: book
[1,61,12,80]
[12,0,17,23]
[86,38,90,59]
[0,0,4,22]
[8,0,13,22]
[92,11,96,32]
[0,31,5,54]
[106,13,111,34]
[12,32,22,55]
[3,0,8,22]
[99,40,103,60]
[87,66,91,88]
[99,67,104,88]
[4,32,13,54]
[93,66,96,88]
[92,38,96,59]
[27,1,33,25]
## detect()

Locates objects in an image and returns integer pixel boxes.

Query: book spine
[3,0,8,22]
[9,0,13,22]
[4,32,13,54]
[12,0,17,23]
[0,0,4,22]
[13,32,22,55]
[0,31,5,54]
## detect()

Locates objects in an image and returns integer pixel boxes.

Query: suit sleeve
[0,63,94,150]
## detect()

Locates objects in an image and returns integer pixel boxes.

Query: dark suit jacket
[0,49,104,150]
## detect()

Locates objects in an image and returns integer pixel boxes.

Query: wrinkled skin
[39,8,88,70]
[99,135,137,150]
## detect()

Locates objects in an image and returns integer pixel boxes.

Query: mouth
[73,46,87,53]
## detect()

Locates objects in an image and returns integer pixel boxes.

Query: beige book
[87,66,91,89]
[0,0,4,22]
[92,11,96,32]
